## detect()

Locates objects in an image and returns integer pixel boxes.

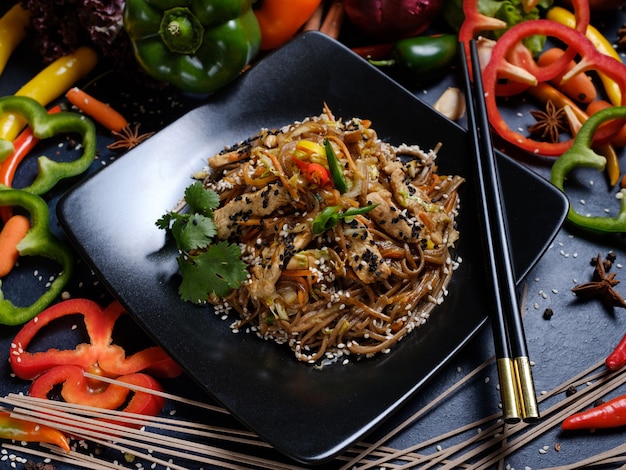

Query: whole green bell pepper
[0,186,74,326]
[0,96,96,196]
[123,0,261,94]
[550,105,626,233]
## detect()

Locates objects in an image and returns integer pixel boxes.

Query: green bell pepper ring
[123,0,261,94]
[550,106,626,233]
[0,96,96,196]
[0,187,74,326]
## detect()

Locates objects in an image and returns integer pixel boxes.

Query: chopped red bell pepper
[290,154,330,187]
[9,298,182,418]
[481,19,626,156]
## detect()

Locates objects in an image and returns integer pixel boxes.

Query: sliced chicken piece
[213,183,292,239]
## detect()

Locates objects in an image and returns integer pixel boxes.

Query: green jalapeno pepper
[0,187,74,325]
[369,34,458,82]
[123,0,261,94]
[550,106,626,233]
[0,96,96,196]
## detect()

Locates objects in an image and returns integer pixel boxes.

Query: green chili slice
[312,204,378,235]
[324,138,348,193]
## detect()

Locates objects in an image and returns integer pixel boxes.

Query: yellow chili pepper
[0,3,30,77]
[547,6,623,106]
[0,46,98,141]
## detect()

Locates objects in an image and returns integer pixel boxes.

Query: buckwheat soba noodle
[200,106,463,364]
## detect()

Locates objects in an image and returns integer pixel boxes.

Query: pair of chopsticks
[460,40,539,424]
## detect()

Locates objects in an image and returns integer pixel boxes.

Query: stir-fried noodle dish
[199,107,464,364]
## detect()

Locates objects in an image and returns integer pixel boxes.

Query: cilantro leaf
[157,183,248,303]
[185,181,220,216]
[177,241,249,302]
[171,213,217,251]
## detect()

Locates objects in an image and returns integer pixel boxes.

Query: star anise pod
[107,123,155,151]
[572,253,626,309]
[528,99,568,144]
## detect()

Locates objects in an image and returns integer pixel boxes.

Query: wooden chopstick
[460,39,539,424]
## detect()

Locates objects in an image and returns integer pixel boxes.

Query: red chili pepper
[0,411,70,452]
[458,0,508,48]
[290,154,330,187]
[0,105,62,222]
[606,333,626,371]
[9,298,182,419]
[562,394,626,430]
[481,19,626,156]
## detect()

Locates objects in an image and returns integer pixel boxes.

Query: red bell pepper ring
[459,0,589,91]
[606,333,626,371]
[28,365,166,420]
[482,19,626,156]
[9,298,182,418]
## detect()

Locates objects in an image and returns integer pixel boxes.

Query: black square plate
[58,32,567,464]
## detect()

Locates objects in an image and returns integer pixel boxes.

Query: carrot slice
[66,87,128,132]
[0,214,30,277]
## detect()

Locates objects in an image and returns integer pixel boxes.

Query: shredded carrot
[323,102,335,121]
[65,87,128,133]
[0,214,30,277]
[264,150,299,200]
[444,192,458,213]
[418,211,435,232]
[242,161,277,187]
[379,246,407,259]
[236,217,263,226]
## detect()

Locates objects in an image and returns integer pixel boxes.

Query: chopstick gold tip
[497,357,522,424]
[514,356,540,423]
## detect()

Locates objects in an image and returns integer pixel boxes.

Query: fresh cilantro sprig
[156,182,248,303]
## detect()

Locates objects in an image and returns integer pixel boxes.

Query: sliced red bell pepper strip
[0,410,70,452]
[10,298,183,380]
[482,20,626,156]
[28,365,166,421]
[9,298,182,419]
